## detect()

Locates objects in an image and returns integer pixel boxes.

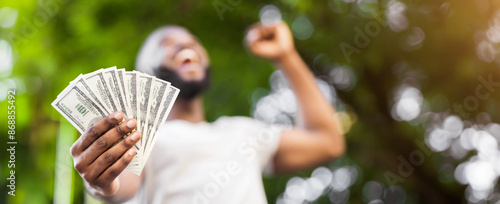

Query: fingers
[82,119,137,166]
[245,27,261,45]
[85,147,136,193]
[71,112,124,156]
[275,22,292,42]
[260,26,276,40]
[94,148,136,189]
[245,23,283,56]
[250,40,281,57]
[87,131,141,180]
[246,24,272,44]
[245,20,295,60]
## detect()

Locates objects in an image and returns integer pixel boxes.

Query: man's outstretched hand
[70,112,141,197]
[245,21,295,61]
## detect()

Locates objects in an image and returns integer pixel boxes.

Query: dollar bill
[53,81,142,174]
[52,84,107,134]
[82,69,117,114]
[137,73,154,147]
[141,86,179,171]
[142,78,170,155]
[53,68,179,176]
[68,75,110,115]
[102,67,130,117]
[124,71,139,124]
[116,68,130,112]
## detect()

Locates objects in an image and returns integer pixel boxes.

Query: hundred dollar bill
[137,72,154,147]
[52,84,107,134]
[141,86,179,170]
[142,78,170,155]
[125,71,139,122]
[82,69,117,114]
[127,150,142,175]
[116,68,130,112]
[124,71,143,171]
[102,67,130,117]
[118,69,144,172]
[53,67,180,176]
[69,75,110,116]
[53,82,142,175]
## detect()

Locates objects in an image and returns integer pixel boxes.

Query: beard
[154,65,211,100]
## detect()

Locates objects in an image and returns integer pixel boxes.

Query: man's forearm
[85,181,124,203]
[247,22,345,170]
[85,171,142,203]
[275,50,342,134]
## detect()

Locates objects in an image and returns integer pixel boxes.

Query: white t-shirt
[126,116,283,204]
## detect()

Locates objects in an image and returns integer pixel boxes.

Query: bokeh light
[0,7,17,28]
[260,5,282,27]
[386,0,408,32]
[0,40,13,78]
[291,17,314,40]
[391,85,423,121]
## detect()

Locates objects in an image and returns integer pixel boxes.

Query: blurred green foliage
[1,0,500,203]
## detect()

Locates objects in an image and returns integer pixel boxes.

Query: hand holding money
[70,112,140,196]
[52,66,179,175]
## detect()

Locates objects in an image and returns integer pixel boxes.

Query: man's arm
[70,112,143,203]
[85,170,143,203]
[246,22,345,173]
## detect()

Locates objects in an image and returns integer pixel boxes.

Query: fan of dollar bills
[52,66,179,175]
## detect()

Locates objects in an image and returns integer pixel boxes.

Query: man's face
[159,28,210,82]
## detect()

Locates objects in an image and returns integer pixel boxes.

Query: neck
[167,96,205,123]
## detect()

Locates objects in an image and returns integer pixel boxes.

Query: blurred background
[2,0,500,203]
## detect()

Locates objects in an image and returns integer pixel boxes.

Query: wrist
[275,49,299,65]
[87,180,120,199]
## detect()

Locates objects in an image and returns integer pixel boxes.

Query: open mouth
[174,48,201,72]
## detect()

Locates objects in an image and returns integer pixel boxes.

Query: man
[69,22,345,203]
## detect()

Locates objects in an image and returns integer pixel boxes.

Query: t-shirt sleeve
[259,124,283,175]
[229,116,284,175]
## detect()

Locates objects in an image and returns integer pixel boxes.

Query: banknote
[142,86,179,171]
[82,69,117,114]
[116,68,130,111]
[52,67,179,175]
[142,78,170,155]
[69,75,110,115]
[125,71,139,124]
[137,73,154,147]
[52,84,107,134]
[102,67,130,117]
